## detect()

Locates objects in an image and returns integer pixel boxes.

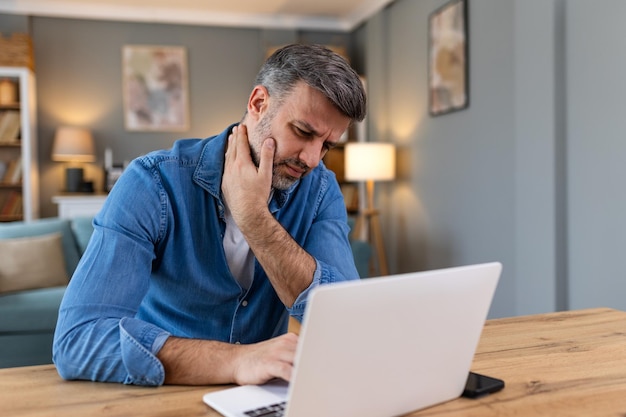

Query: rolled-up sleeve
[119,318,170,385]
[54,311,170,386]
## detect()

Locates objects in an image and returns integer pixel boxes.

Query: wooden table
[2,308,626,416]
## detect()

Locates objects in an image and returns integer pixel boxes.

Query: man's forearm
[241,209,316,308]
[158,333,298,385]
[158,337,238,385]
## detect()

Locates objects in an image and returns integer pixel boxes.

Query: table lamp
[345,142,396,276]
[52,126,95,192]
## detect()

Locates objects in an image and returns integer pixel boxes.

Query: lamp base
[65,167,84,193]
[352,180,389,277]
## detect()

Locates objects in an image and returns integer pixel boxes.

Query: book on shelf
[12,194,23,216]
[1,158,22,184]
[0,191,21,216]
[0,110,21,144]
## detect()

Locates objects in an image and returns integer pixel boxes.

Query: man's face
[247,82,351,190]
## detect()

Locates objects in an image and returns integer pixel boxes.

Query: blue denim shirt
[53,125,359,386]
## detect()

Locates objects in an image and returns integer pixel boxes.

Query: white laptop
[203,262,502,417]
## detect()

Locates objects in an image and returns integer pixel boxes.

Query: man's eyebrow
[293,120,320,137]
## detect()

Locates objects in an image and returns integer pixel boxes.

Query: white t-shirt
[222,191,274,289]
[223,202,255,290]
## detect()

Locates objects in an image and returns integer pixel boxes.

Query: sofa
[0,216,94,368]
[0,216,371,368]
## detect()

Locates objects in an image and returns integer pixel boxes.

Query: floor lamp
[345,142,396,277]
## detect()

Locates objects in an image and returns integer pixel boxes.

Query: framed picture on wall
[428,0,469,116]
[122,45,189,131]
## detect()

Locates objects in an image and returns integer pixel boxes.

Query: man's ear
[247,85,270,121]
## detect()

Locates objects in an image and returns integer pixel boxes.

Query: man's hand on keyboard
[232,332,298,385]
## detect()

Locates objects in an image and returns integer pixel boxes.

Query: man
[53,44,367,386]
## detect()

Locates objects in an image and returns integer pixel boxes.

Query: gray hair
[254,44,367,122]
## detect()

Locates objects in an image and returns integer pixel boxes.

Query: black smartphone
[462,372,505,398]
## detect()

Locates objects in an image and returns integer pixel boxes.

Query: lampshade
[52,126,95,162]
[344,142,396,182]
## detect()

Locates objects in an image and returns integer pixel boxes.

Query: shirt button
[242,300,248,307]
[235,341,241,345]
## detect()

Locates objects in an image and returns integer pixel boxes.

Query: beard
[249,108,311,191]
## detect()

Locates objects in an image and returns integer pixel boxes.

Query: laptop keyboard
[243,401,287,417]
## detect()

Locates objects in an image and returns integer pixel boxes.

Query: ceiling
[0,0,395,31]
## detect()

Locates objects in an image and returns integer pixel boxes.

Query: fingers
[272,332,298,382]
[233,124,248,155]
[232,333,298,385]
[226,124,274,190]
[259,138,276,177]
[222,123,274,230]
[226,124,245,161]
[256,333,297,382]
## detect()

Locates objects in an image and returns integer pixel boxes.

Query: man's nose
[299,142,323,170]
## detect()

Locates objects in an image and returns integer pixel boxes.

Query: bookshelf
[0,67,38,222]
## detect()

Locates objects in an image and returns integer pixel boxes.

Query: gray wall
[32,18,261,217]
[358,0,626,318]
[566,0,626,310]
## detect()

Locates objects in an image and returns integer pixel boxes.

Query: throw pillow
[0,232,69,294]
[0,218,80,277]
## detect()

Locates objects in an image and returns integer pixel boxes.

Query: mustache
[250,148,311,175]
[278,158,310,174]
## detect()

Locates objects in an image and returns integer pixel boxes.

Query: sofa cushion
[0,218,81,277]
[0,233,69,294]
[0,286,66,333]
[0,333,56,367]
